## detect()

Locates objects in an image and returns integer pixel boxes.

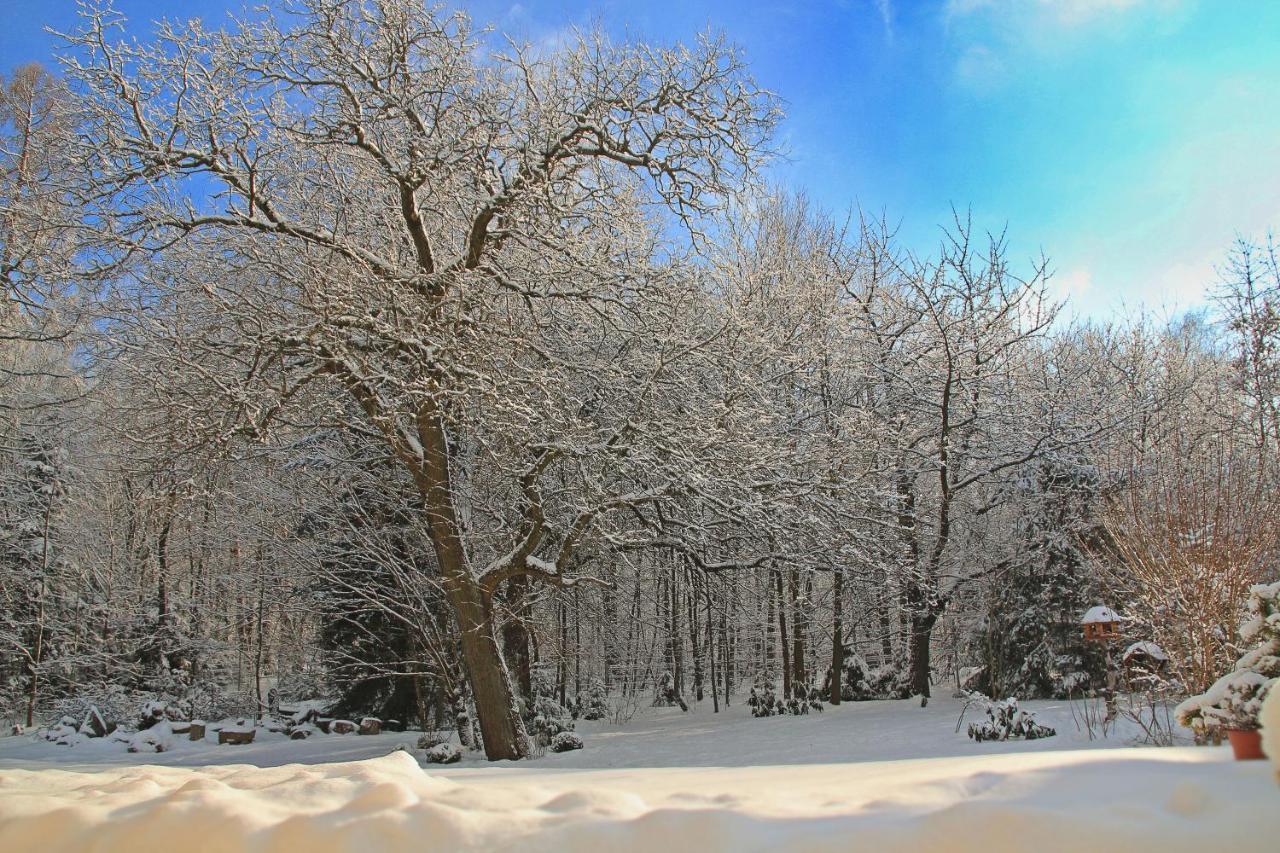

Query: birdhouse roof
[1081,606,1120,624]
[1122,641,1168,661]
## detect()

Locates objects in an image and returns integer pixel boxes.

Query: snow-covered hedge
[1176,581,1280,733]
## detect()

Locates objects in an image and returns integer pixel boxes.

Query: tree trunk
[557,593,568,707]
[775,568,791,698]
[688,569,704,702]
[830,564,844,705]
[764,569,776,677]
[907,597,937,706]
[706,578,719,713]
[670,564,684,698]
[416,404,527,761]
[723,588,733,706]
[500,575,533,700]
[790,567,806,691]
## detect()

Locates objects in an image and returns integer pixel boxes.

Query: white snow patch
[1,748,1277,852]
[1263,682,1280,780]
[1,699,1277,851]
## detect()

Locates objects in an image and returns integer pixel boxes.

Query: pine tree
[978,457,1106,699]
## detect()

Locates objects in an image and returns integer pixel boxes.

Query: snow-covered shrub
[788,684,824,715]
[424,743,462,764]
[39,718,85,747]
[967,697,1056,742]
[416,730,449,750]
[836,657,911,701]
[528,694,574,740]
[576,679,610,721]
[549,731,583,752]
[1176,581,1280,735]
[749,675,823,717]
[523,666,575,743]
[653,672,689,710]
[748,675,778,717]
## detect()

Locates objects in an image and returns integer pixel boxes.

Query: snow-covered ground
[1,698,1276,851]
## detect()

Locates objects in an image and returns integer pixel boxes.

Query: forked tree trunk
[439,564,527,759]
[416,404,527,761]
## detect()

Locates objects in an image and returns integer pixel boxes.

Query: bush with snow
[652,671,689,711]
[39,717,86,747]
[749,676,824,717]
[576,679,610,721]
[748,676,779,717]
[523,666,575,744]
[967,697,1056,742]
[424,743,462,764]
[1176,581,1280,735]
[836,657,912,701]
[549,731,583,753]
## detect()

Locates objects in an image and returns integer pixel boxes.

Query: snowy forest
[3,0,1280,766]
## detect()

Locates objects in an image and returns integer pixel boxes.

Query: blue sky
[4,0,1279,321]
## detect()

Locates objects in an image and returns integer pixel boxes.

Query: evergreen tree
[978,457,1106,699]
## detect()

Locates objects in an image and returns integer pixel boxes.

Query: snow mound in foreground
[1264,685,1280,780]
[1,748,1277,852]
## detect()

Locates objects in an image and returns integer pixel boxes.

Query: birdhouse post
[1080,606,1122,723]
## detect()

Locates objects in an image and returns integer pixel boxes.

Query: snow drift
[2,747,1277,853]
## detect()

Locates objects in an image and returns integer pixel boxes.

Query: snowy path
[2,699,1277,851]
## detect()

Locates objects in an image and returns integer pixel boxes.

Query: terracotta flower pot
[1226,728,1265,760]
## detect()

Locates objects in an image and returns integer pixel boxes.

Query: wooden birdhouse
[1121,641,1169,673]
[1080,606,1121,642]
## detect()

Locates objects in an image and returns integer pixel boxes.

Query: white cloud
[1053,267,1095,301]
[953,44,1006,91]
[943,0,1191,88]
[873,0,895,41]
[946,0,1172,28]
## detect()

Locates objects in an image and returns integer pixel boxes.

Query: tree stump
[359,718,382,736]
[189,722,206,741]
[218,728,255,745]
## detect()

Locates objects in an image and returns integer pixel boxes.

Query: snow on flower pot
[1226,728,1265,761]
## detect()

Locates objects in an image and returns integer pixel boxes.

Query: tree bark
[775,568,791,698]
[830,564,844,705]
[416,403,527,761]
[790,567,806,691]
[500,575,533,700]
